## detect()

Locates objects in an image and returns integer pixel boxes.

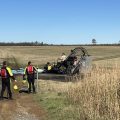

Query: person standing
[0,61,16,100]
[58,53,67,62]
[23,61,37,93]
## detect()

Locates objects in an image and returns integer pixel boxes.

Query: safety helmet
[13,85,18,90]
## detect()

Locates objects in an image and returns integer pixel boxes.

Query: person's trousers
[1,79,12,98]
[27,76,35,93]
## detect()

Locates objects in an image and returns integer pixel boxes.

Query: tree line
[0,41,50,46]
[0,40,120,46]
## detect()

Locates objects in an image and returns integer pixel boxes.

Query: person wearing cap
[0,61,16,100]
[23,61,37,94]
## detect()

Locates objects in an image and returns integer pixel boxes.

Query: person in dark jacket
[0,61,16,100]
[23,61,37,93]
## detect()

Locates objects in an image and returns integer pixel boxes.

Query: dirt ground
[0,92,46,120]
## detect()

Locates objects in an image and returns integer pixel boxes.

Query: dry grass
[37,61,120,120]
[0,46,74,65]
[67,63,120,120]
[0,46,120,66]
[38,79,72,93]
[37,62,120,120]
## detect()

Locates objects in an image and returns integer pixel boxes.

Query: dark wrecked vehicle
[43,47,92,75]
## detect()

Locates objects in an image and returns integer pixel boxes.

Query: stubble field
[0,45,120,66]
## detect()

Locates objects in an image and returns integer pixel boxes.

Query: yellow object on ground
[13,85,18,90]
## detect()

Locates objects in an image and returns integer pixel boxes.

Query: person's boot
[28,89,31,94]
[0,96,4,100]
[0,92,4,100]
[9,94,13,100]
[9,97,13,100]
[33,86,36,94]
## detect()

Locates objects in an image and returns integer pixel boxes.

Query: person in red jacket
[23,61,37,93]
[0,61,16,100]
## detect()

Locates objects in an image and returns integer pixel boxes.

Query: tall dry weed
[68,64,120,120]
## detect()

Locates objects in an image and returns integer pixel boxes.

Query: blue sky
[0,0,120,44]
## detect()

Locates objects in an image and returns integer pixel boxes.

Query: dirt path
[0,93,46,120]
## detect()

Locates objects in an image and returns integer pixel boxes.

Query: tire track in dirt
[0,93,46,120]
[0,99,17,120]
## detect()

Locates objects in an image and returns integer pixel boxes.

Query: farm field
[0,45,120,120]
[0,46,120,66]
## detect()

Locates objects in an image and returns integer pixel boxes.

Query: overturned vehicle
[43,47,92,75]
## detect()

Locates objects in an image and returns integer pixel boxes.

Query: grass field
[0,46,120,67]
[0,45,120,120]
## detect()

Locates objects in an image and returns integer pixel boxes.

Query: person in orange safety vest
[23,61,37,94]
[0,61,16,100]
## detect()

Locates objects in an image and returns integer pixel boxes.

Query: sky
[0,0,120,44]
